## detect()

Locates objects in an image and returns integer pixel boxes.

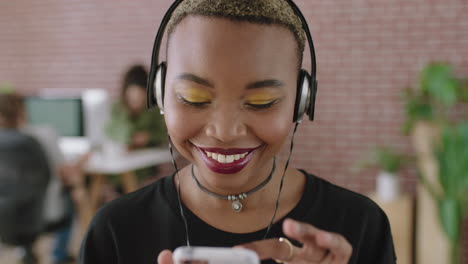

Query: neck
[179,158,280,211]
[174,160,305,234]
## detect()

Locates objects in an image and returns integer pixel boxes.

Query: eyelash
[245,100,279,110]
[177,95,279,110]
[177,95,210,108]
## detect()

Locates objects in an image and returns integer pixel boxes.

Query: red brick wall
[1,0,467,260]
[292,0,468,194]
[2,0,466,192]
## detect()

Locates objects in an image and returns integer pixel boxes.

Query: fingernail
[283,219,294,234]
[293,221,302,234]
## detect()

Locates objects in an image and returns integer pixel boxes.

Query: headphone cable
[263,122,299,239]
[169,136,191,246]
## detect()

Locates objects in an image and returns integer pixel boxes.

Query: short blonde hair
[167,0,306,59]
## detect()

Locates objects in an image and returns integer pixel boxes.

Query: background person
[23,124,89,264]
[0,92,51,264]
[105,64,166,151]
[103,64,168,193]
[1,90,90,264]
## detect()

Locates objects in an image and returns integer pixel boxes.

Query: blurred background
[0,0,467,263]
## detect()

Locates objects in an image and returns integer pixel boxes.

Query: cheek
[163,95,203,143]
[249,105,294,148]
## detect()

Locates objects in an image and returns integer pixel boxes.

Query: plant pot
[376,171,400,202]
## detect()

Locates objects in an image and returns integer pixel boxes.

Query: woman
[105,65,166,150]
[105,65,167,185]
[80,1,396,263]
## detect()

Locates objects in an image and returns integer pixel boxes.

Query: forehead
[166,16,298,81]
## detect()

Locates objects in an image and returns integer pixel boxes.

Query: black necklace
[191,157,276,213]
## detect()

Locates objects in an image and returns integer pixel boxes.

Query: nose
[205,105,247,143]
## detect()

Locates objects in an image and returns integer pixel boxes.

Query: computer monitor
[25,97,85,137]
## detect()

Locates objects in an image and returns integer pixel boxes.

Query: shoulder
[300,171,396,263]
[0,130,43,153]
[299,170,392,243]
[80,176,176,262]
[303,170,384,219]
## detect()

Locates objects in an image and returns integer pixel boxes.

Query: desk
[85,148,172,174]
[81,148,172,231]
[368,193,414,264]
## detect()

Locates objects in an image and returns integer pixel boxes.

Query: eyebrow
[176,73,214,88]
[246,79,285,89]
[176,73,285,90]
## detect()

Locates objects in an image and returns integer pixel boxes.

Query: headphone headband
[147,0,318,122]
[284,0,316,78]
[147,0,182,109]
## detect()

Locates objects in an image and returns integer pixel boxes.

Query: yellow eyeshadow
[245,93,278,104]
[180,87,212,103]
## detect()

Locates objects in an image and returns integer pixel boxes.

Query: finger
[283,219,328,261]
[283,218,320,243]
[315,232,352,262]
[157,250,174,264]
[236,238,299,262]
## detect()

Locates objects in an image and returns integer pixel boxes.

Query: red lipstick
[196,146,261,174]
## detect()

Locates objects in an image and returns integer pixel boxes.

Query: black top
[79,171,396,264]
[0,129,51,244]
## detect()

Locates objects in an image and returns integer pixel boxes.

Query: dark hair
[120,65,149,106]
[0,93,24,129]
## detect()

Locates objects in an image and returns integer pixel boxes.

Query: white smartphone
[173,246,260,264]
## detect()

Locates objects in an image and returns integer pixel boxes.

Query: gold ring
[274,237,295,263]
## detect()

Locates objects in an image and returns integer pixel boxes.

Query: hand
[157,250,173,264]
[238,219,352,263]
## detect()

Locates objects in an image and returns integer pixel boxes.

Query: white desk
[57,137,175,232]
[83,148,173,230]
[58,136,92,161]
[86,148,172,174]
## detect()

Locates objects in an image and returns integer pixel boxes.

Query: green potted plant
[432,122,468,264]
[357,146,409,202]
[405,62,468,264]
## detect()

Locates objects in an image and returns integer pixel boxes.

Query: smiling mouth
[194,146,261,174]
[204,151,248,164]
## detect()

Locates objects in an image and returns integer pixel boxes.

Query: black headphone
[147,0,318,123]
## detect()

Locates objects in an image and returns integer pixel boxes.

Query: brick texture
[1,0,467,262]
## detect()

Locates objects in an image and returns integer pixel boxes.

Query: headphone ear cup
[307,78,318,121]
[147,66,157,110]
[153,62,167,114]
[293,70,311,123]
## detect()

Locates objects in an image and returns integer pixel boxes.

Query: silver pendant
[232,200,243,213]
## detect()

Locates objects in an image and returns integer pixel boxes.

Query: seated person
[105,64,166,150]
[104,65,168,188]
[0,93,50,264]
[23,124,85,264]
